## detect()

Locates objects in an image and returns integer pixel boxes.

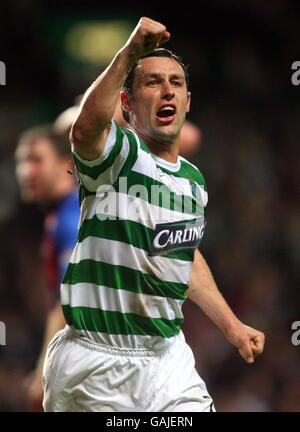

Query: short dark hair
[121,48,189,124]
[17,124,71,158]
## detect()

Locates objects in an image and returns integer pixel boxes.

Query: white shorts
[42,325,215,412]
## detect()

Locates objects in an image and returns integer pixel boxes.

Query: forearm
[187,250,240,337]
[70,17,170,159]
[71,46,136,152]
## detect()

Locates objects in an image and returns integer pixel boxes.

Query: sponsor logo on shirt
[149,217,206,256]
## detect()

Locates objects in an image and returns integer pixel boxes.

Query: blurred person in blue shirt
[15,107,80,411]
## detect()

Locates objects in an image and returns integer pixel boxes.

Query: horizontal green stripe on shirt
[77,216,194,262]
[115,170,204,216]
[62,305,183,338]
[63,259,188,300]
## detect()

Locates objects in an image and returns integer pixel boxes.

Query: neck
[132,127,180,163]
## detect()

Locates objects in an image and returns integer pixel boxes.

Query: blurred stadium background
[0,0,300,412]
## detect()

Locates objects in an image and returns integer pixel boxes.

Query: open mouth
[156,105,176,123]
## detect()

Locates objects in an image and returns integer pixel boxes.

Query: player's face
[15,138,63,204]
[125,56,191,145]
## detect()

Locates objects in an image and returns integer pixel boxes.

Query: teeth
[160,106,174,111]
[157,106,176,119]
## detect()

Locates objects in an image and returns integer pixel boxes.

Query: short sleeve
[71,120,132,192]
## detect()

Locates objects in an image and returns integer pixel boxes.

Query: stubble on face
[128,57,190,152]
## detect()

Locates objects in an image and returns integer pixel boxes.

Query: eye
[146,80,158,86]
[172,80,182,87]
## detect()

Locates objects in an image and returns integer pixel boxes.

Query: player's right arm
[70,17,170,161]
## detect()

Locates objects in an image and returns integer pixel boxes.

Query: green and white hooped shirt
[61,120,208,350]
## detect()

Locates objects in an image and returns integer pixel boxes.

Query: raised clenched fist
[125,17,170,59]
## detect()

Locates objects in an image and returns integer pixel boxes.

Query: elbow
[70,114,108,148]
[70,122,84,146]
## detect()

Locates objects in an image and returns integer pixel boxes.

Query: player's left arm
[187,249,265,363]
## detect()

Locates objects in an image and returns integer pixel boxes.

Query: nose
[162,81,175,100]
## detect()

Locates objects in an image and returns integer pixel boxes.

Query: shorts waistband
[64,326,168,357]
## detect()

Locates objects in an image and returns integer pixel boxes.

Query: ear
[186,92,191,113]
[120,91,133,114]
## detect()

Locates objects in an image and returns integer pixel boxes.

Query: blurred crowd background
[0,0,300,412]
